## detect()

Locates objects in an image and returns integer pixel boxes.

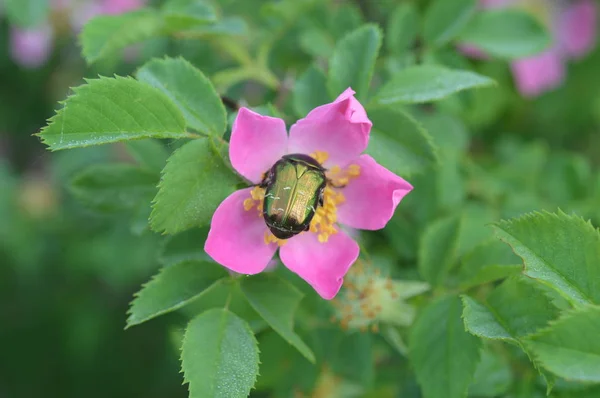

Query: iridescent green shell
[262,154,326,239]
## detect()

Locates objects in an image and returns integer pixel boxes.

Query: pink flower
[204,89,413,299]
[466,0,597,97]
[9,24,54,69]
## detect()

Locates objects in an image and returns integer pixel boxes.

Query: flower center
[242,151,361,245]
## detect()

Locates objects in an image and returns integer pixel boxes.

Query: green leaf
[39,76,188,150]
[240,274,315,363]
[126,260,228,328]
[327,24,382,101]
[4,0,48,28]
[81,10,163,64]
[409,296,481,398]
[423,0,475,47]
[69,163,157,212]
[458,10,551,59]
[376,65,495,104]
[299,28,335,58]
[125,139,169,173]
[526,306,600,382]
[181,308,259,398]
[150,138,240,234]
[493,211,600,306]
[468,347,513,397]
[418,216,461,287]
[136,57,227,137]
[462,276,559,342]
[457,240,522,290]
[386,3,419,54]
[161,0,216,30]
[365,105,437,177]
[292,65,331,117]
[159,227,211,265]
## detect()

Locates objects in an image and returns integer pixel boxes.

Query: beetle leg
[318,191,324,207]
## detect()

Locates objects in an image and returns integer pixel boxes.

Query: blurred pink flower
[204,89,413,299]
[102,0,145,15]
[468,0,597,97]
[9,24,54,69]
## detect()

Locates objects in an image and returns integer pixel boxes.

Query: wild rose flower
[465,0,597,97]
[9,24,54,69]
[205,89,413,299]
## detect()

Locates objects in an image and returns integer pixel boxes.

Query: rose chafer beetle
[260,154,326,239]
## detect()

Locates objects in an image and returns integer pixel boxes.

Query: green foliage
[292,65,330,117]
[410,296,481,398]
[240,274,315,363]
[366,106,437,177]
[423,0,475,47]
[458,10,551,59]
[127,260,228,328]
[386,3,418,55]
[69,163,158,212]
[136,57,226,136]
[418,215,461,287]
[181,308,259,398]
[494,211,600,306]
[327,24,382,101]
[21,0,600,396]
[150,138,240,234]
[4,0,48,28]
[81,10,164,64]
[39,76,188,150]
[376,65,496,104]
[525,306,600,382]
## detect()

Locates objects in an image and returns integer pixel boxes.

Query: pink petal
[510,49,565,97]
[287,88,372,168]
[102,0,145,14]
[9,24,53,69]
[229,108,288,184]
[337,155,413,230]
[279,230,359,299]
[205,188,277,274]
[557,0,597,59]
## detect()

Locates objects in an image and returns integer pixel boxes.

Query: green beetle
[261,154,326,239]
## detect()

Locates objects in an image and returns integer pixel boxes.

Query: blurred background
[1,0,599,397]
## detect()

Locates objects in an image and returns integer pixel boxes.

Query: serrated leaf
[181,308,259,398]
[39,76,188,150]
[457,240,522,290]
[161,0,216,30]
[127,260,228,328]
[69,163,158,212]
[292,64,330,117]
[150,138,240,234]
[386,3,418,54]
[327,24,382,101]
[423,0,475,47]
[136,57,226,136]
[376,65,495,104]
[526,306,600,382]
[409,296,481,398]
[462,276,560,342]
[366,105,437,177]
[418,215,461,287]
[125,139,169,173]
[458,10,551,59]
[240,274,315,363]
[493,211,600,306]
[81,10,163,64]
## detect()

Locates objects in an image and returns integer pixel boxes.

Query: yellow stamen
[243,186,265,218]
[311,150,329,165]
[264,231,287,246]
